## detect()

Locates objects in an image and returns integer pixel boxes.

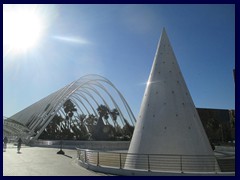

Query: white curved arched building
[4,75,136,141]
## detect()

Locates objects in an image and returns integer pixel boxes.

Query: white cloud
[52,35,91,45]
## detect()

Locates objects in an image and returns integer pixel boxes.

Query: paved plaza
[3,144,108,176]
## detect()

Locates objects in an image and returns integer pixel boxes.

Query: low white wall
[215,146,235,152]
[30,140,130,150]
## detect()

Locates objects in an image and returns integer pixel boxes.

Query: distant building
[197,108,235,144]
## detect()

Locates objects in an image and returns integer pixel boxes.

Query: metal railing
[76,148,233,173]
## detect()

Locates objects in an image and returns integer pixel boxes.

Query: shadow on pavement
[63,154,72,158]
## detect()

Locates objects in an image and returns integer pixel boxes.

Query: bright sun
[3,5,44,54]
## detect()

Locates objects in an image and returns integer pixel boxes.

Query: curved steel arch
[4,74,136,141]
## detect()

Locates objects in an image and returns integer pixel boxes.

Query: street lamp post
[220,124,224,144]
[57,135,65,155]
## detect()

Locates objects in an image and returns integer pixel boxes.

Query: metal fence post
[180,155,183,173]
[214,156,217,173]
[77,149,80,160]
[97,151,99,166]
[147,154,150,171]
[119,153,122,169]
[84,150,87,163]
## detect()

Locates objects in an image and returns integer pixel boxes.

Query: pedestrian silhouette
[17,138,22,153]
[3,136,8,152]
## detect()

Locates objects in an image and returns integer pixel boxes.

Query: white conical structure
[126,28,219,172]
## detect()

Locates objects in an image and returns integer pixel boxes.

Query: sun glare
[3,5,45,54]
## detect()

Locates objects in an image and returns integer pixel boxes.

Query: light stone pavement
[3,145,110,176]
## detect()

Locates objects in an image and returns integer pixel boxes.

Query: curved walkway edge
[78,160,235,176]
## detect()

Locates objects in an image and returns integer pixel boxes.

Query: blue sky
[3,4,235,118]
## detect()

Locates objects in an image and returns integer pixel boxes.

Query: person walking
[3,136,8,152]
[17,138,22,153]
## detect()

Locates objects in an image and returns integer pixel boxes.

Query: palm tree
[108,108,123,138]
[85,114,97,126]
[90,105,112,140]
[63,99,77,139]
[109,108,120,127]
[122,118,134,139]
[85,114,97,139]
[63,99,77,127]
[97,104,110,125]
